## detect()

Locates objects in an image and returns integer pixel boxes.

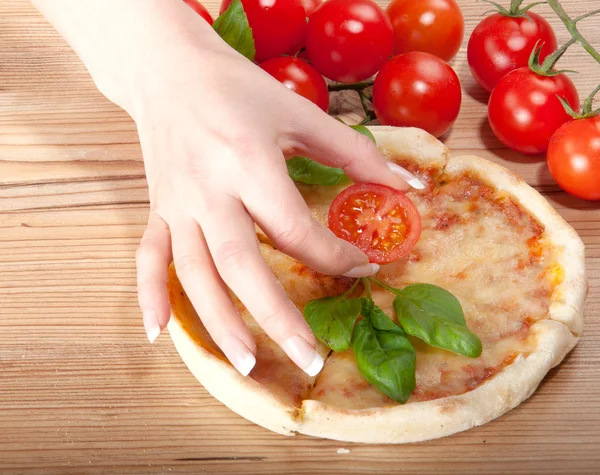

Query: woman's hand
[32,0,423,377]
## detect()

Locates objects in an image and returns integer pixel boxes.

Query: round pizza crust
[167,126,587,443]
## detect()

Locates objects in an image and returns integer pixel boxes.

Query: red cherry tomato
[468,12,557,93]
[305,0,393,83]
[386,0,464,62]
[547,116,600,201]
[183,0,214,24]
[372,52,462,138]
[287,0,323,55]
[220,0,306,62]
[260,57,330,112]
[488,68,579,155]
[329,183,422,264]
[300,0,321,15]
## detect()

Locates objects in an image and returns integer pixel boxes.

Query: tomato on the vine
[468,11,557,93]
[372,52,462,138]
[386,0,464,62]
[488,68,579,155]
[305,0,393,83]
[260,57,329,112]
[287,0,323,55]
[547,116,600,201]
[220,0,306,62]
[183,0,214,24]
[328,183,422,265]
[300,0,321,15]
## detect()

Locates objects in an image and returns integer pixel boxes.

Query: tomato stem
[341,278,361,298]
[358,91,376,123]
[328,80,375,92]
[546,0,600,64]
[479,0,544,18]
[361,277,372,299]
[562,84,600,119]
[369,277,401,295]
[528,37,577,76]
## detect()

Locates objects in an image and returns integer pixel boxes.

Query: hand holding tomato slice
[329,184,422,265]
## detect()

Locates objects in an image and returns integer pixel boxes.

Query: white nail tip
[407,177,426,190]
[235,353,256,377]
[304,352,324,377]
[387,163,426,190]
[343,263,380,278]
[146,325,161,344]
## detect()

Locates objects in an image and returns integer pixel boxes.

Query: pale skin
[31,0,424,377]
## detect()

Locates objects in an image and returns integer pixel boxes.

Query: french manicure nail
[282,336,324,377]
[343,263,380,278]
[387,162,426,190]
[143,310,161,344]
[220,336,256,377]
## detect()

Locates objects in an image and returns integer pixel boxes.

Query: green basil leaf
[287,156,351,186]
[353,299,416,403]
[393,284,483,358]
[350,125,376,144]
[213,0,255,61]
[304,297,362,352]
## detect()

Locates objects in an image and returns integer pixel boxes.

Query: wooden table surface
[1,1,599,474]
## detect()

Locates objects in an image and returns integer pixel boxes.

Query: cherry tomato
[386,0,464,62]
[468,12,557,93]
[488,68,579,155]
[183,0,214,24]
[372,52,462,138]
[329,183,422,264]
[300,0,321,15]
[260,57,329,112]
[305,0,393,83]
[547,116,600,201]
[220,0,306,62]
[287,0,323,55]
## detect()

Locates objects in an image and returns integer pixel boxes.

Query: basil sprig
[393,284,483,358]
[304,296,362,352]
[303,278,482,403]
[287,124,376,186]
[213,0,255,61]
[353,299,416,403]
[286,157,350,186]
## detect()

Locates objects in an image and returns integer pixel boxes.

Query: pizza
[166,126,587,443]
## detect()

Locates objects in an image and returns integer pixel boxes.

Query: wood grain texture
[0,0,599,474]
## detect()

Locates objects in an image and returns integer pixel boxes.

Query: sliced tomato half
[328,183,422,265]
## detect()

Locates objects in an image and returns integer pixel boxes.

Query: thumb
[289,111,425,191]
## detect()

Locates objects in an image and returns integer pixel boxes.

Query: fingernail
[387,163,426,190]
[143,310,161,344]
[220,336,256,377]
[282,336,324,377]
[343,263,380,278]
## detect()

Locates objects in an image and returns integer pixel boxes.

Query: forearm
[31,0,220,114]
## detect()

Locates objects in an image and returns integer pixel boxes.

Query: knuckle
[213,240,249,274]
[257,309,280,330]
[272,220,312,255]
[174,254,201,277]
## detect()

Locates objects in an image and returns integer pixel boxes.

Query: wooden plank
[0,0,599,474]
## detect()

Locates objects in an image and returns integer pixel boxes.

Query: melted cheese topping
[174,160,558,410]
[305,172,555,408]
